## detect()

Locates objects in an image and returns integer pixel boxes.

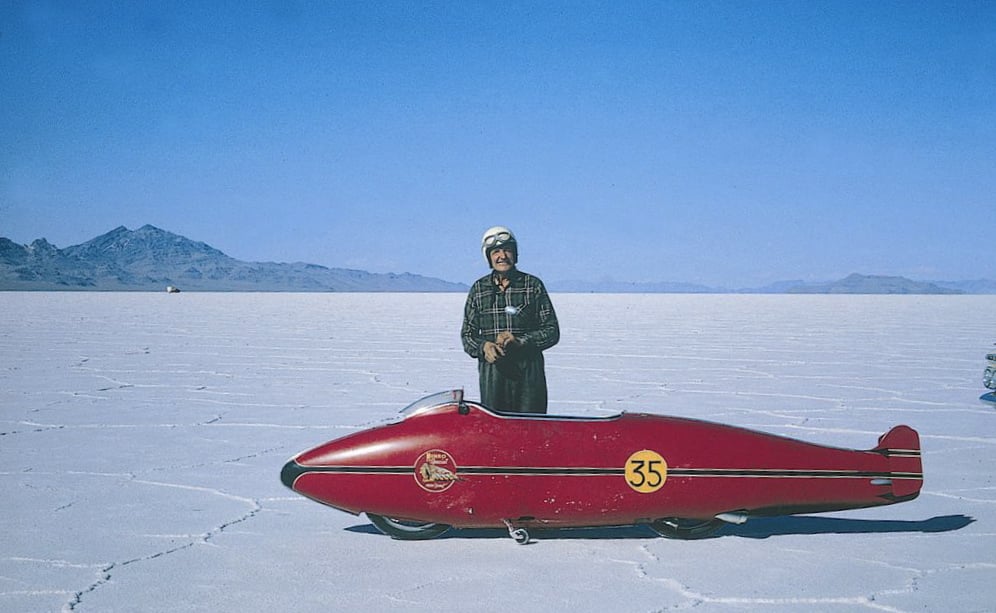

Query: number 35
[625,450,667,493]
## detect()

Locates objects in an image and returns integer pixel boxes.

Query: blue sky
[2,1,994,287]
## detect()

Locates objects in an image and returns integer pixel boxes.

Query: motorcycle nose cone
[281,460,305,489]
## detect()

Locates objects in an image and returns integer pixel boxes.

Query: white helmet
[481,225,518,266]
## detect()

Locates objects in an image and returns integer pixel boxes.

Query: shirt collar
[491,268,522,285]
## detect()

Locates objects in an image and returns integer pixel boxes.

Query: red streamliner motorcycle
[281,390,922,543]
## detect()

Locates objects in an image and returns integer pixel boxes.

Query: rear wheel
[367,513,451,540]
[650,517,724,540]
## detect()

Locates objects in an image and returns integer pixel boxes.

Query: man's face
[489,246,515,273]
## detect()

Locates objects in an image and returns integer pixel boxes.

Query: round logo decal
[414,449,459,492]
[625,450,667,493]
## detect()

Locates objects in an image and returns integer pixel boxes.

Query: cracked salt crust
[1,293,994,612]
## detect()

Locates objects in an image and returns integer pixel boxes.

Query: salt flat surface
[2,292,994,612]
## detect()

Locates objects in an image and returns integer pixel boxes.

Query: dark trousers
[479,352,548,414]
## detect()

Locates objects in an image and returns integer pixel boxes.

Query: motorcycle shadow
[346,515,975,541]
[347,514,973,541]
[724,514,974,539]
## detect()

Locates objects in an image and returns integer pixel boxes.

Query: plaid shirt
[461,269,560,359]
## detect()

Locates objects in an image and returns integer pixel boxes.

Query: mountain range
[0,225,466,292]
[2,225,993,294]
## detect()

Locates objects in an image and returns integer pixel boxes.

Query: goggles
[483,231,513,248]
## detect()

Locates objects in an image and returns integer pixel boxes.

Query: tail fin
[874,425,923,500]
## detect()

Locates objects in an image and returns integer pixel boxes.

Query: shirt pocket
[508,294,537,326]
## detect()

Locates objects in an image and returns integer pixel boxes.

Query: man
[461,226,560,413]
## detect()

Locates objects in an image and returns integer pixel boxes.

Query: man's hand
[482,341,504,363]
[484,333,519,363]
[496,331,517,350]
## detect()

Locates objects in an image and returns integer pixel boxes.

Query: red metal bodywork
[281,391,922,531]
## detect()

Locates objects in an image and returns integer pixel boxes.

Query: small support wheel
[503,519,530,545]
[511,528,530,544]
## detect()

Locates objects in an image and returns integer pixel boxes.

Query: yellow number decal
[625,450,667,493]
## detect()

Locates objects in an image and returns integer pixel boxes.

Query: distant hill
[0,225,468,292]
[931,278,996,294]
[546,273,992,294]
[783,273,963,295]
